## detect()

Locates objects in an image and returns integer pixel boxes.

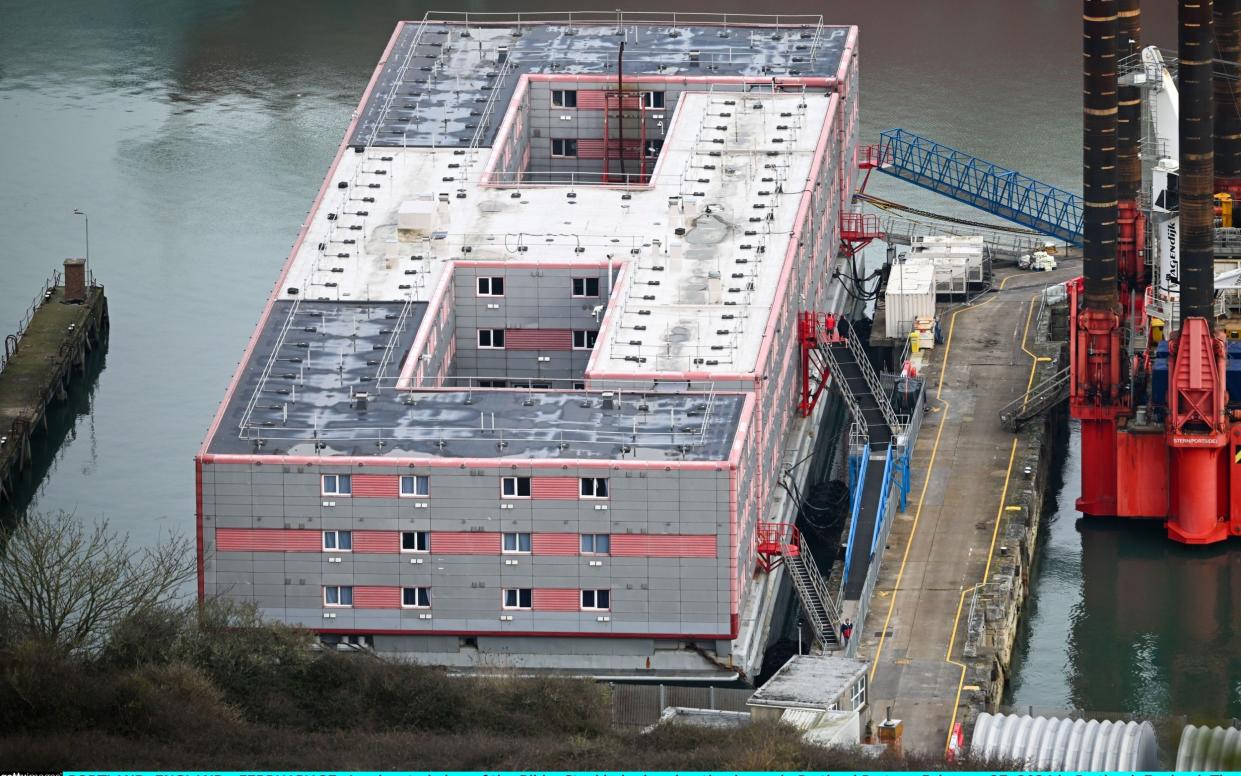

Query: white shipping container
[885,261,936,339]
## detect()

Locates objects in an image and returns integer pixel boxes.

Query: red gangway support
[798,311,845,418]
[756,521,800,572]
[839,211,883,258]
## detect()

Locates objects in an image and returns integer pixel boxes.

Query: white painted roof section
[279,89,832,377]
[747,653,867,710]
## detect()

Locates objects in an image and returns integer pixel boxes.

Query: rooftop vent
[601,391,616,410]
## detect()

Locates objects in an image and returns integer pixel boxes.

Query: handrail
[237,298,303,433]
[796,529,841,625]
[840,445,868,589]
[870,441,896,557]
[843,323,903,435]
[998,366,1070,431]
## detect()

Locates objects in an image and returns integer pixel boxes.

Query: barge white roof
[281,89,833,377]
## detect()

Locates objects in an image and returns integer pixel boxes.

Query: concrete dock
[0,262,108,504]
[856,263,1076,754]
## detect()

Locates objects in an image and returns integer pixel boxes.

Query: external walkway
[855,263,1077,754]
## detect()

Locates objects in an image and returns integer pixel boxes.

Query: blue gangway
[875,129,1083,246]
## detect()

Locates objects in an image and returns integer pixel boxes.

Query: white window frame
[641,90,666,109]
[322,529,352,552]
[850,677,867,710]
[580,533,610,555]
[502,588,532,610]
[581,589,611,610]
[477,276,504,297]
[400,530,429,553]
[551,89,577,108]
[501,476,531,498]
[502,532,532,554]
[580,477,609,499]
[571,277,600,298]
[400,474,430,497]
[324,585,353,607]
[572,329,598,350]
[401,586,431,609]
[478,328,506,349]
[321,473,352,496]
[551,138,578,158]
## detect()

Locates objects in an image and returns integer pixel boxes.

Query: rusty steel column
[1215,0,1241,183]
[1084,0,1120,311]
[1181,0,1217,323]
[1118,0,1143,203]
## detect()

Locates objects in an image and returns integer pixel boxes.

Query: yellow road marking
[869,274,1015,683]
[942,288,1041,752]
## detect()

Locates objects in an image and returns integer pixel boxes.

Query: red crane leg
[1166,318,1230,544]
[1078,419,1119,515]
[1169,447,1228,544]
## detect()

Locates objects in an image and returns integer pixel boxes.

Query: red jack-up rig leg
[1074,0,1125,516]
[1166,0,1230,544]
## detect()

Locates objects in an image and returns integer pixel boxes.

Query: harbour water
[2,0,1235,719]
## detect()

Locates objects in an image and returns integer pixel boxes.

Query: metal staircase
[780,529,841,649]
[872,129,1083,246]
[999,366,1070,431]
[812,318,902,448]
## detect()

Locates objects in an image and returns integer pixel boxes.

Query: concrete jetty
[0,260,108,504]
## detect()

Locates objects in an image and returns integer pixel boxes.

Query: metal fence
[609,683,753,729]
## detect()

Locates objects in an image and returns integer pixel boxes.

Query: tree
[0,510,195,654]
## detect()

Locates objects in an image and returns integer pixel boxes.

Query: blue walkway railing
[871,442,896,558]
[841,450,868,587]
[876,129,1083,246]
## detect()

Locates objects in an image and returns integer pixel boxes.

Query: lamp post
[72,209,89,281]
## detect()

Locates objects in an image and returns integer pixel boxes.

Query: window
[502,476,531,498]
[850,676,867,710]
[401,531,429,552]
[478,379,507,388]
[572,330,598,349]
[323,530,352,551]
[571,277,600,297]
[324,585,353,607]
[552,89,577,108]
[400,474,430,497]
[580,533,610,555]
[321,474,352,495]
[502,532,532,553]
[503,588,532,609]
[477,276,504,296]
[641,90,666,109]
[644,138,664,158]
[580,477,609,498]
[478,329,505,349]
[551,138,578,158]
[581,589,611,610]
[402,587,431,608]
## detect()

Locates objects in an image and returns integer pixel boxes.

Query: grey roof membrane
[748,655,869,709]
[350,19,850,148]
[208,300,743,461]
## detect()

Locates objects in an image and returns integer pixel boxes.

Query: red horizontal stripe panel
[575,139,644,160]
[352,474,399,498]
[352,530,399,553]
[216,528,320,552]
[353,586,401,609]
[534,588,581,612]
[610,534,717,558]
[433,531,501,554]
[531,476,580,500]
[576,91,607,110]
[532,532,580,555]
[504,329,573,350]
